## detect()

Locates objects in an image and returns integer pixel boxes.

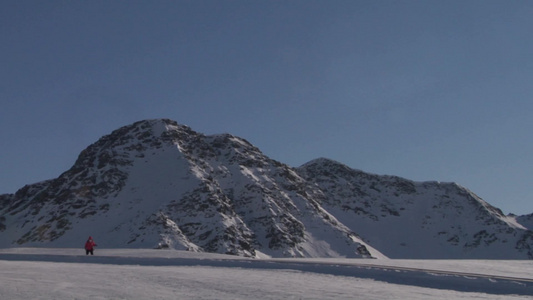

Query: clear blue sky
[1,1,532,214]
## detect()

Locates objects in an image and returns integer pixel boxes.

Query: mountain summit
[1,119,531,259]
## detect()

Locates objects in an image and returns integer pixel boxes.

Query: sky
[1,0,532,214]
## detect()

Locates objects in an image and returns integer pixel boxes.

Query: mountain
[0,119,382,259]
[1,119,532,259]
[516,213,533,231]
[296,158,532,259]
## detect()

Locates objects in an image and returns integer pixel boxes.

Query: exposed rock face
[1,119,531,259]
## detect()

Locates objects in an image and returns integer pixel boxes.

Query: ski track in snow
[0,248,532,299]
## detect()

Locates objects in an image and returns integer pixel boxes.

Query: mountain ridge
[296,158,532,258]
[1,119,532,259]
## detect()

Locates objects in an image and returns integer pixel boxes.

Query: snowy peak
[1,119,532,259]
[0,119,380,258]
[297,156,533,259]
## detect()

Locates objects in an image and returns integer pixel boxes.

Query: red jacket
[85,239,96,250]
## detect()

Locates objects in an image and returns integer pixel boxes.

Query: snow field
[0,248,532,299]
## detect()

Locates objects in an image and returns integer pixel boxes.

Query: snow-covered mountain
[516,213,533,231]
[296,158,533,259]
[0,119,381,259]
[1,119,532,259]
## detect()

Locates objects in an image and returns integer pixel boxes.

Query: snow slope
[0,248,532,299]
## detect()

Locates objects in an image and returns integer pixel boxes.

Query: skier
[85,236,97,255]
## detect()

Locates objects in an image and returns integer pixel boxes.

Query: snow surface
[0,248,532,299]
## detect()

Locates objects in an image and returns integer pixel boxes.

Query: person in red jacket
[85,236,97,255]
